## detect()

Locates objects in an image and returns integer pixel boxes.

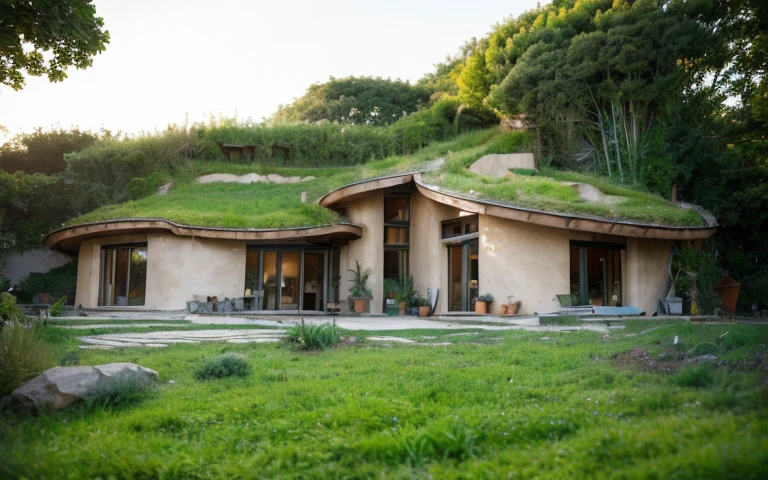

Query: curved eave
[413,174,717,241]
[45,219,363,256]
[318,173,414,207]
[317,172,717,241]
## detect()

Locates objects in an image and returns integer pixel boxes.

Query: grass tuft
[285,319,341,350]
[194,353,250,380]
[0,321,55,397]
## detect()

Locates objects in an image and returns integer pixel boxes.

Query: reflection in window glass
[262,252,278,309]
[280,252,300,310]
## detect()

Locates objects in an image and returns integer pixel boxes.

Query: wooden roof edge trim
[44,219,363,251]
[318,173,415,207]
[413,174,717,240]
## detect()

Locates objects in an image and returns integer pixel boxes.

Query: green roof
[67,130,709,229]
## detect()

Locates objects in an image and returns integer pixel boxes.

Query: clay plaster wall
[74,234,149,308]
[144,235,245,310]
[409,191,462,313]
[625,238,673,315]
[338,193,384,313]
[478,215,571,314]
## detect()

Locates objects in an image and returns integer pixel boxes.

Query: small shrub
[285,319,341,350]
[195,353,250,380]
[0,320,55,396]
[0,292,24,323]
[50,296,67,317]
[673,364,715,389]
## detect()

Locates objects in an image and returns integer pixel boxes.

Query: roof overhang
[45,219,363,256]
[317,172,718,241]
[318,173,415,207]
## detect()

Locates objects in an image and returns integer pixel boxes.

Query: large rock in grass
[2,363,158,413]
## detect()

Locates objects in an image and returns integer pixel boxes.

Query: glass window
[100,245,146,307]
[303,252,325,311]
[245,251,260,293]
[385,227,409,245]
[384,197,409,222]
[262,252,278,310]
[280,252,300,310]
[570,243,623,307]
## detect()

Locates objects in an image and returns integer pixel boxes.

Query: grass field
[2,320,767,479]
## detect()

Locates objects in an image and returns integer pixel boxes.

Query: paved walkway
[66,314,618,349]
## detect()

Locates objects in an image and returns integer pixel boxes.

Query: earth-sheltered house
[44,147,717,316]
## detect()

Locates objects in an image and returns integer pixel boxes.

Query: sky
[0,0,543,141]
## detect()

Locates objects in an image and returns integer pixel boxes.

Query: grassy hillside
[66,129,707,229]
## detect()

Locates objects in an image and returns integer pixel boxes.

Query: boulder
[2,363,159,413]
[469,153,535,177]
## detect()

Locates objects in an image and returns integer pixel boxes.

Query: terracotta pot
[475,301,487,315]
[500,304,508,315]
[399,301,406,315]
[419,306,430,317]
[353,298,369,314]
[504,302,521,315]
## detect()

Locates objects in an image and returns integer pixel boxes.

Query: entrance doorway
[99,245,147,306]
[448,241,479,312]
[569,242,624,306]
[245,248,333,312]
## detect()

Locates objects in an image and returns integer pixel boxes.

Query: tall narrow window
[100,245,147,306]
[384,195,410,308]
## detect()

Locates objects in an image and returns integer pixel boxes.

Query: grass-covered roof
[67,129,708,229]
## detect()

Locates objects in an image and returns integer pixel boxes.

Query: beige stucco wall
[74,234,149,308]
[74,233,245,310]
[478,215,571,315]
[338,193,384,313]
[625,237,673,315]
[409,191,461,313]
[144,234,245,310]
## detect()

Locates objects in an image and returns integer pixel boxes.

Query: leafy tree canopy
[0,0,109,90]
[0,127,100,174]
[271,76,431,126]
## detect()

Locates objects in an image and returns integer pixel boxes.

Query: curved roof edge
[45,219,363,255]
[317,172,717,241]
[318,173,415,207]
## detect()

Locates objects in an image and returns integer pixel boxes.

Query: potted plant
[348,260,372,314]
[414,294,430,317]
[393,275,415,315]
[501,295,521,315]
[475,293,494,314]
[383,277,399,316]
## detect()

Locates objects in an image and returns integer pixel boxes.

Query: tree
[0,127,99,174]
[271,76,430,126]
[0,0,109,90]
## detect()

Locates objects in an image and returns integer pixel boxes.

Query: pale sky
[0,0,543,141]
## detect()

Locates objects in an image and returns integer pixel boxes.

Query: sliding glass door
[246,248,333,312]
[100,245,147,306]
[569,242,623,307]
[448,240,479,312]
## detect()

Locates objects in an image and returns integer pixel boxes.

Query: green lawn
[2,321,767,479]
[65,129,707,230]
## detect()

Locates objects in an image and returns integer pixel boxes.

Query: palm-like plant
[348,260,372,298]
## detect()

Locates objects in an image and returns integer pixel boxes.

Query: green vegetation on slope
[67,129,707,229]
[69,181,341,229]
[1,321,766,478]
